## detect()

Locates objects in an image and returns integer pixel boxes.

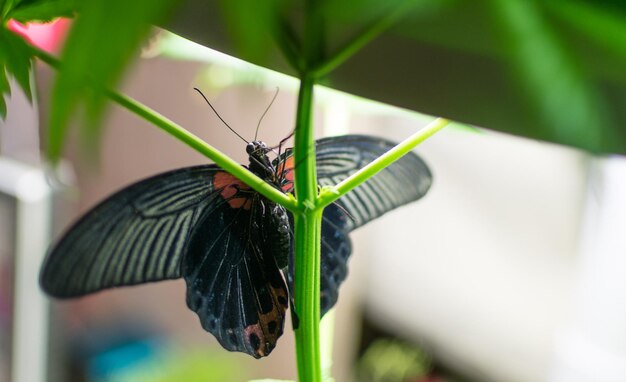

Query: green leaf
[0,27,32,104]
[547,0,626,81]
[47,0,178,161]
[7,0,79,23]
[488,0,613,153]
[163,0,626,154]
[218,0,284,65]
[0,68,8,118]
[1,0,16,18]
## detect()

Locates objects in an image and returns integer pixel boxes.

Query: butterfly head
[246,140,270,155]
[246,140,276,180]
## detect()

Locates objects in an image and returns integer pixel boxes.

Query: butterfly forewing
[314,135,432,231]
[40,165,226,297]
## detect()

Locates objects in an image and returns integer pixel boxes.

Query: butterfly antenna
[194,88,248,144]
[273,128,295,151]
[271,128,295,162]
[254,87,279,141]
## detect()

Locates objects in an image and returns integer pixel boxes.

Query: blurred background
[2,18,626,382]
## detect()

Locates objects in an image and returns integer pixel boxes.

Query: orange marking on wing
[244,324,267,358]
[243,284,287,357]
[278,157,295,192]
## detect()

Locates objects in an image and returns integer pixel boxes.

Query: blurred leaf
[165,0,626,154]
[1,0,15,18]
[0,67,8,118]
[358,339,431,382]
[7,0,79,22]
[218,0,284,64]
[486,0,612,152]
[547,1,626,71]
[321,0,452,27]
[152,348,249,382]
[48,0,178,161]
[0,27,32,108]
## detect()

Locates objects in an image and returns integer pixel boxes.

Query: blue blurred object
[88,338,162,380]
[66,320,165,381]
[69,321,248,381]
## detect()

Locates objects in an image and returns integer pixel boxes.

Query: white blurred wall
[352,113,626,382]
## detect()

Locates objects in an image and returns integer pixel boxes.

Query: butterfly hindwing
[318,204,352,315]
[40,165,227,297]
[182,173,289,358]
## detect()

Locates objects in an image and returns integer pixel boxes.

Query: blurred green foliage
[0,26,31,117]
[2,0,626,154]
[5,0,77,23]
[46,0,178,160]
[358,339,431,382]
[97,347,248,382]
[0,0,77,117]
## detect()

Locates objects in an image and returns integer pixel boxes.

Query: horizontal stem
[108,91,299,211]
[317,117,449,208]
[32,46,298,212]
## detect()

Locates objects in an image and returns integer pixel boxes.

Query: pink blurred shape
[8,18,70,53]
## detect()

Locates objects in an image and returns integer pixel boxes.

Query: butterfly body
[41,135,432,358]
[185,140,293,358]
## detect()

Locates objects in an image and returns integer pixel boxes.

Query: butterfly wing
[183,177,289,358]
[315,134,433,231]
[277,135,432,315]
[40,165,227,297]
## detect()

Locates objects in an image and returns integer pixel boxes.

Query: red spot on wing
[214,171,252,209]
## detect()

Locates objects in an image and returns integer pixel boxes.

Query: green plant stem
[108,91,298,210]
[317,118,449,208]
[291,1,327,379]
[293,76,319,204]
[293,75,322,382]
[293,209,323,382]
[310,0,418,78]
[32,46,298,212]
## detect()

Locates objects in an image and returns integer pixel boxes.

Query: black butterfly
[40,135,432,358]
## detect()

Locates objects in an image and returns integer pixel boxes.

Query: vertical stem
[294,75,318,202]
[294,210,323,382]
[294,0,324,377]
[293,75,322,382]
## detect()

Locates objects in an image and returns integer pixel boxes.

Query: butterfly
[40,134,432,358]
